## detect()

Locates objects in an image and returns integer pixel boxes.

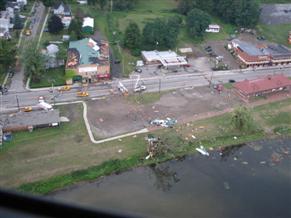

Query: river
[50,138,291,218]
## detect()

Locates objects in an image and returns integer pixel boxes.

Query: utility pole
[16,95,20,111]
[158,78,161,93]
[110,0,113,13]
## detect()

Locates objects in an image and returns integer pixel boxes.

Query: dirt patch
[87,86,242,139]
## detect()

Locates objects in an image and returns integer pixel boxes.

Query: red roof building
[234,74,291,101]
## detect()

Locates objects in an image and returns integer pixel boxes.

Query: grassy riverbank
[1,96,290,194]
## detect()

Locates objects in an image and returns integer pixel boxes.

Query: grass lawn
[0,104,148,188]
[1,96,291,193]
[126,91,166,105]
[30,67,66,88]
[257,23,291,47]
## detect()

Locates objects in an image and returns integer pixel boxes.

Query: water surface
[51,138,291,218]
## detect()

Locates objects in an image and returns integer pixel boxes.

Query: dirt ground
[87,86,242,139]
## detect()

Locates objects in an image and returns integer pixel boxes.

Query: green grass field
[257,24,291,47]
[30,67,66,88]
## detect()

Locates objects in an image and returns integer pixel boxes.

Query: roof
[142,50,187,67]
[234,74,291,95]
[53,1,71,13]
[232,39,291,58]
[208,24,220,29]
[67,38,109,67]
[46,44,59,55]
[82,17,94,28]
[0,110,60,129]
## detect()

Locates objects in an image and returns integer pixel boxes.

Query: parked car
[229,79,236,83]
[135,68,142,73]
[114,59,121,64]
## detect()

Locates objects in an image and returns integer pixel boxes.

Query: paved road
[8,2,46,93]
[1,66,291,112]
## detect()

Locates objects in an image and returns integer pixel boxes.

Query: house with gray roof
[0,110,60,133]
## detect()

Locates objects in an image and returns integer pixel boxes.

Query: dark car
[114,59,121,64]
[229,79,236,83]
[135,68,142,73]
[8,71,14,78]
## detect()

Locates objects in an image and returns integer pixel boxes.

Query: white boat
[196,146,210,156]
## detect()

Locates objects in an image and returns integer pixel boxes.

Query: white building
[141,50,188,68]
[205,24,220,33]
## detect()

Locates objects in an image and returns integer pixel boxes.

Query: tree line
[40,0,137,11]
[177,0,260,28]
[123,16,182,56]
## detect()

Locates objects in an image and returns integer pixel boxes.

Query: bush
[231,107,258,133]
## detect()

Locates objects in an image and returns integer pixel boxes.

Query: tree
[177,0,196,15]
[0,0,6,11]
[112,0,137,11]
[123,22,141,55]
[0,39,16,75]
[216,0,260,28]
[142,17,181,50]
[41,0,56,7]
[88,0,98,5]
[186,8,211,37]
[22,41,45,82]
[98,0,107,10]
[57,45,67,61]
[231,107,257,133]
[48,15,64,34]
[68,18,83,40]
[14,13,23,30]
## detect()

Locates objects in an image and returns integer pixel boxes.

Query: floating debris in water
[260,161,266,165]
[234,156,238,161]
[242,161,248,165]
[223,182,230,190]
[271,152,283,163]
[248,143,263,151]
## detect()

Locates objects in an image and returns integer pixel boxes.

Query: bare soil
[87,86,242,139]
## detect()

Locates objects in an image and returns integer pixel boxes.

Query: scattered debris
[233,136,237,140]
[132,135,137,138]
[196,145,210,156]
[118,149,122,153]
[233,156,238,161]
[271,152,283,163]
[242,161,248,165]
[223,182,230,190]
[260,161,266,165]
[191,135,196,139]
[99,118,104,122]
[118,139,122,142]
[150,118,177,128]
[60,116,70,122]
[248,143,263,151]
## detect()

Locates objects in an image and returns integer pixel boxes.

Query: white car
[134,85,146,92]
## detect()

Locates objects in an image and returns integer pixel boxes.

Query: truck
[37,101,53,111]
[133,75,146,93]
